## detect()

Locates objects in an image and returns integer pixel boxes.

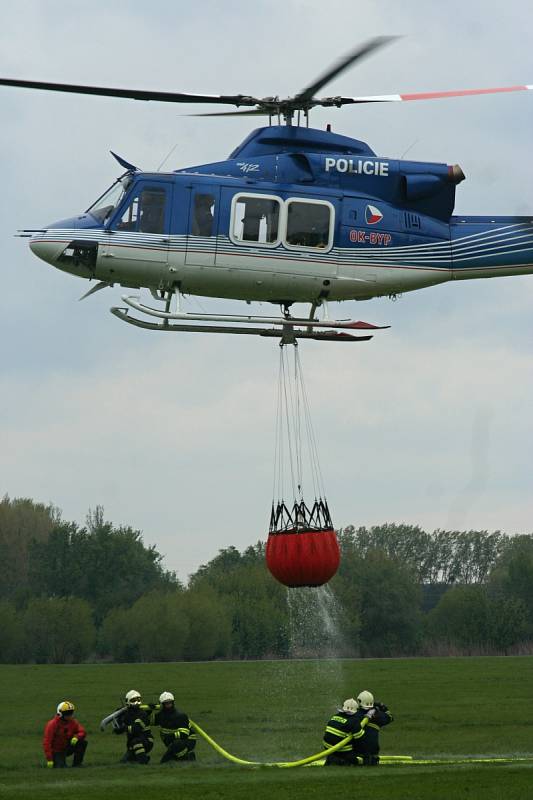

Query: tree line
[1,495,532,663]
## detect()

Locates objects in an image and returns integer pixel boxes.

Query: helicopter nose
[29,235,65,266]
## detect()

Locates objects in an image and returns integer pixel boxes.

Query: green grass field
[1,657,532,799]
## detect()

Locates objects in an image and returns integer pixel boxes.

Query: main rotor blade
[0,77,259,106]
[294,36,397,103]
[327,83,533,106]
[189,109,269,117]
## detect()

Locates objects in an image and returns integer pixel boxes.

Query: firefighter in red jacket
[43,701,88,768]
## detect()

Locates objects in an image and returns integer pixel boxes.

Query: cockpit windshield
[86,175,133,223]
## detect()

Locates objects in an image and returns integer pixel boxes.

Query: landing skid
[110,295,389,343]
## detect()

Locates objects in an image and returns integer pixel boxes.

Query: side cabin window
[231,194,281,246]
[284,199,333,251]
[192,193,215,237]
[115,187,167,234]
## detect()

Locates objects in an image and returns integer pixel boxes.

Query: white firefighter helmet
[125,689,142,706]
[342,698,358,715]
[56,700,75,717]
[159,691,174,704]
[357,690,374,709]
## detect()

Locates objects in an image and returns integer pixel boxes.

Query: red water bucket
[266,528,340,587]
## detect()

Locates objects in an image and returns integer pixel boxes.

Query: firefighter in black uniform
[152,691,196,763]
[351,690,393,765]
[323,698,371,766]
[113,689,154,764]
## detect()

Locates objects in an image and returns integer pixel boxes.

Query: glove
[70,737,78,746]
[46,761,54,768]
[365,708,376,719]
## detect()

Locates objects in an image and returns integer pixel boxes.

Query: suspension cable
[272,343,328,515]
[272,349,284,503]
[295,346,327,498]
[280,345,297,501]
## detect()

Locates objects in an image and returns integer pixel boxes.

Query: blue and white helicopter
[4,37,533,343]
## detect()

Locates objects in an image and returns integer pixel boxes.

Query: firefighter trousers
[122,734,154,764]
[53,739,88,768]
[160,734,196,764]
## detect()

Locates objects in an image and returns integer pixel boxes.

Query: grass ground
[0,656,532,799]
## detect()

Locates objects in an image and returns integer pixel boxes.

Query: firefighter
[323,698,370,766]
[152,691,197,763]
[43,701,87,768]
[113,689,154,764]
[351,690,393,765]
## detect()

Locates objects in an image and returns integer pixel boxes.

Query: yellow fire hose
[408,756,533,765]
[190,717,394,768]
[190,719,532,768]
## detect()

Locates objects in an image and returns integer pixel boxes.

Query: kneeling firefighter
[152,692,196,763]
[113,690,154,764]
[351,690,393,765]
[43,701,87,768]
[323,698,373,766]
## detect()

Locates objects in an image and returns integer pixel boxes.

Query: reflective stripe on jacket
[153,706,195,742]
[323,712,366,752]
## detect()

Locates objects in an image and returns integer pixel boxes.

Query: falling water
[286,583,350,659]
[284,584,358,710]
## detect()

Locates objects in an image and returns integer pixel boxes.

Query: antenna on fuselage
[156,142,179,172]
[399,139,420,159]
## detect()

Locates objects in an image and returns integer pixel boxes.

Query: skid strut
[110,295,389,343]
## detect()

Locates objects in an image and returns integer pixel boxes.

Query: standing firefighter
[323,698,371,766]
[43,701,87,768]
[113,690,154,764]
[351,690,393,765]
[152,692,196,763]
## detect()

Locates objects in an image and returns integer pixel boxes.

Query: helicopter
[3,36,533,343]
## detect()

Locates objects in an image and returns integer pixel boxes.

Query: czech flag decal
[365,204,383,225]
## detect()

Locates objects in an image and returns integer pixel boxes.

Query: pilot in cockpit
[139,191,165,234]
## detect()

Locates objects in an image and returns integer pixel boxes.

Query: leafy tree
[329,566,362,655]
[426,585,489,648]
[0,495,59,600]
[338,523,431,582]
[0,601,23,662]
[191,545,244,584]
[426,582,530,652]
[129,590,190,662]
[486,596,530,650]
[100,590,189,662]
[336,548,421,656]
[22,597,96,663]
[488,536,533,638]
[191,547,289,658]
[182,589,231,660]
[338,524,507,584]
[29,507,179,622]
[99,607,140,662]
[431,530,506,584]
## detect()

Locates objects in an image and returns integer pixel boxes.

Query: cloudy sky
[1,0,532,580]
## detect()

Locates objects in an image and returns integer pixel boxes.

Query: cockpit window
[86,176,133,223]
[114,187,167,233]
